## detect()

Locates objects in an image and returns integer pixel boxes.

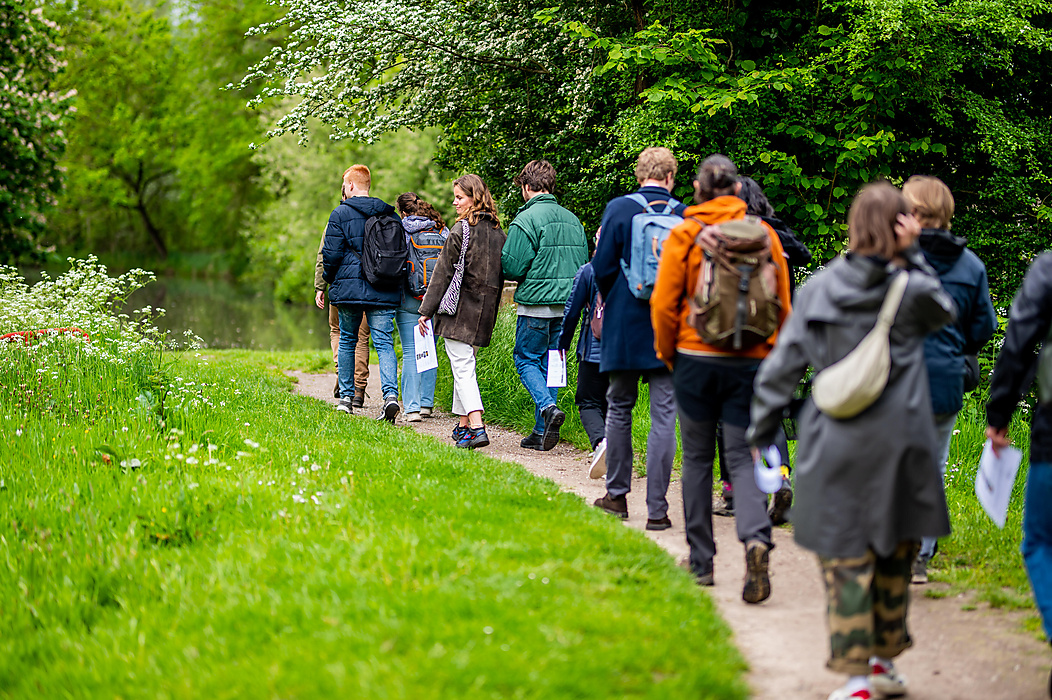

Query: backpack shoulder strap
[626,192,654,214]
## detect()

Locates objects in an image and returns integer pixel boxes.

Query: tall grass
[0,260,747,697]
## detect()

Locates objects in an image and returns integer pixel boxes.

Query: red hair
[342,164,371,192]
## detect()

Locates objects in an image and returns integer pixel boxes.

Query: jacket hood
[402,215,439,234]
[820,254,899,315]
[340,196,396,217]
[684,195,747,224]
[918,228,966,275]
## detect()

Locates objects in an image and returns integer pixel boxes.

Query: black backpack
[362,214,409,290]
[406,224,449,299]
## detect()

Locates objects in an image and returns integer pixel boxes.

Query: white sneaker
[589,438,607,479]
[827,684,873,700]
[869,659,907,697]
[406,412,422,423]
[420,407,433,418]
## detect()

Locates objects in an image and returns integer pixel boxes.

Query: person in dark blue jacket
[904,175,998,582]
[558,259,608,478]
[589,147,685,529]
[322,164,403,422]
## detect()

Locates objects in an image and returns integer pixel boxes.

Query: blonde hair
[634,147,678,183]
[342,164,371,196]
[902,175,954,230]
[847,182,909,260]
[453,174,500,226]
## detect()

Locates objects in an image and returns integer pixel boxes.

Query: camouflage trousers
[819,541,920,676]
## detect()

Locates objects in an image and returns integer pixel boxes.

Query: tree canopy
[242,0,1052,302]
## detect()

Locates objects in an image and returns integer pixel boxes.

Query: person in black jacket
[986,252,1052,682]
[905,175,997,583]
[322,164,402,421]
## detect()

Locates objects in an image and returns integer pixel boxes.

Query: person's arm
[592,200,625,297]
[314,234,327,308]
[651,220,693,369]
[964,264,998,355]
[500,217,537,282]
[747,290,813,448]
[321,210,345,286]
[986,254,1052,432]
[418,221,463,320]
[776,225,812,267]
[559,265,590,353]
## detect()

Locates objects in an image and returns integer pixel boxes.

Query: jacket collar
[516,192,557,214]
[684,195,747,224]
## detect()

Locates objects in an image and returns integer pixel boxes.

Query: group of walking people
[315,148,1052,700]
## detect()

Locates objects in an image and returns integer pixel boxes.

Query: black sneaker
[646,516,672,531]
[593,492,628,519]
[520,432,544,450]
[335,397,353,414]
[695,569,715,587]
[768,476,793,526]
[540,405,565,451]
[378,396,400,423]
[452,425,469,441]
[911,558,929,585]
[456,426,490,449]
[742,540,771,604]
[352,389,366,409]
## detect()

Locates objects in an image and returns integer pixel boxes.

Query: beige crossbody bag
[811,271,908,420]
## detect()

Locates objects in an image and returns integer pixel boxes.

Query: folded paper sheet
[975,439,1022,529]
[414,320,439,373]
[546,349,567,388]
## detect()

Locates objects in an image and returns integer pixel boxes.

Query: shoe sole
[589,444,607,479]
[383,402,400,423]
[541,408,565,451]
[769,485,792,526]
[336,405,352,414]
[743,546,771,604]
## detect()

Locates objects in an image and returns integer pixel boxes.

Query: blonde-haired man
[322,164,404,421]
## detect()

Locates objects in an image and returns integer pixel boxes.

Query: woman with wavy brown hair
[418,175,506,449]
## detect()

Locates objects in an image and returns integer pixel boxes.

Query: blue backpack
[619,193,683,300]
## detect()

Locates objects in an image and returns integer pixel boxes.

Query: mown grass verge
[1,344,746,697]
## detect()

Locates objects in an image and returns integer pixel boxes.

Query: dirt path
[289,367,1050,699]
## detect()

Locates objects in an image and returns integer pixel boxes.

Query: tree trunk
[137,199,167,258]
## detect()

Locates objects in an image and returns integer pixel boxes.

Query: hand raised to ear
[894,212,921,251]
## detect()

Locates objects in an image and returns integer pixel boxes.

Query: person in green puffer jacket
[502,160,589,452]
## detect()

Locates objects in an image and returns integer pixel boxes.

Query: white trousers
[444,338,484,416]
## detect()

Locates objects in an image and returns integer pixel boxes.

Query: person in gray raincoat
[747,182,956,700]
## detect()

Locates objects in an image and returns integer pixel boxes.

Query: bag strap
[875,271,909,330]
[627,192,680,216]
[455,219,470,267]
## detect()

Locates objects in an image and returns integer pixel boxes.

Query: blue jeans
[337,306,398,400]
[513,315,561,434]
[1023,461,1052,641]
[919,412,958,561]
[395,294,436,414]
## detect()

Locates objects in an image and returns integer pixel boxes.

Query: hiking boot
[540,404,565,451]
[911,557,929,585]
[456,426,490,449]
[378,396,400,423]
[742,540,771,604]
[420,407,433,418]
[593,492,628,519]
[646,516,672,531]
[769,475,793,526]
[869,658,907,697]
[589,438,607,479]
[351,389,366,409]
[695,569,715,587]
[713,482,734,517]
[827,683,873,700]
[520,432,544,450]
[406,412,422,423]
[335,397,354,414]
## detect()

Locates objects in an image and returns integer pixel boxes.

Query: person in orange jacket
[651,154,792,603]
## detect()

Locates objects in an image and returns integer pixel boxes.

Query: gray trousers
[680,412,772,575]
[604,370,677,519]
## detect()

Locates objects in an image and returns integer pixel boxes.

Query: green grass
[0,346,746,698]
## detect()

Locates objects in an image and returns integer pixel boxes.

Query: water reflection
[126,277,330,351]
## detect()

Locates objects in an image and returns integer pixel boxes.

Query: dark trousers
[575,360,608,449]
[675,356,772,575]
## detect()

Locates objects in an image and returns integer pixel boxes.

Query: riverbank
[0,347,746,697]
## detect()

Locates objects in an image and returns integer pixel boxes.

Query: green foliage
[0,0,73,260]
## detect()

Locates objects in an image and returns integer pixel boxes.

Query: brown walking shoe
[742,540,771,604]
[593,492,628,519]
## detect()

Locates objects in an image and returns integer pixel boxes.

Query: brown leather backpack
[687,216,782,350]
[590,291,604,340]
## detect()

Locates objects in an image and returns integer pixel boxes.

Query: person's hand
[986,425,1010,456]
[894,212,921,252]
[750,446,761,463]
[315,290,325,309]
[696,224,723,249]
[418,316,431,336]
